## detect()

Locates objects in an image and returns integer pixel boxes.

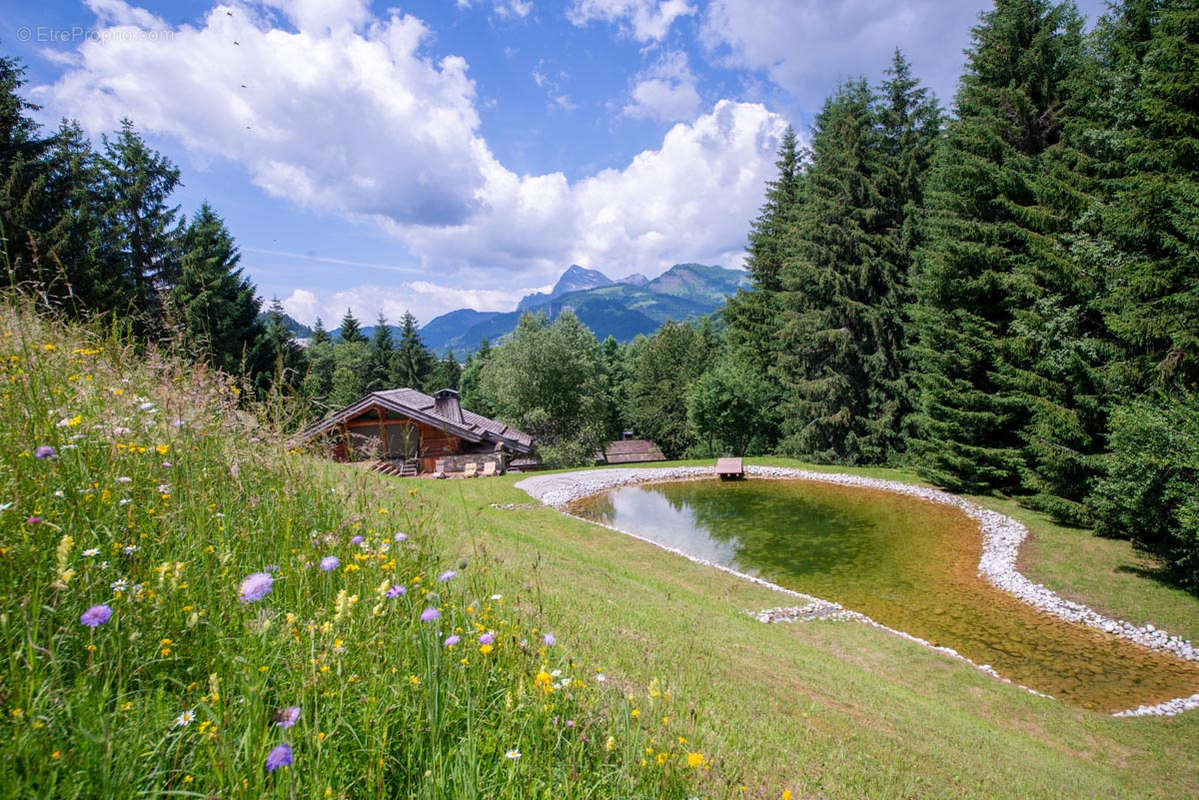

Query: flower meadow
[0,304,717,798]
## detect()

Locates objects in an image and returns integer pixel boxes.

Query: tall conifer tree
[337,309,365,344]
[908,0,1085,493]
[392,310,434,390]
[97,120,183,335]
[171,203,265,379]
[366,313,395,391]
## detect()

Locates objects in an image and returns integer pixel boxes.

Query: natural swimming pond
[567,479,1199,712]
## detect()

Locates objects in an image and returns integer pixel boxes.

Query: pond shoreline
[514,465,1199,717]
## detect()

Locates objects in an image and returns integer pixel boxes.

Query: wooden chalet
[596,434,667,465]
[300,388,533,476]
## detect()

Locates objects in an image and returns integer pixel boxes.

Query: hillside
[0,303,706,798]
[423,263,749,354]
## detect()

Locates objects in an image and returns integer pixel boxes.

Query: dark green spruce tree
[870,51,943,455]
[303,317,336,405]
[775,79,881,463]
[721,125,805,449]
[460,339,493,415]
[775,57,940,465]
[366,313,395,391]
[96,119,184,336]
[171,203,266,379]
[429,350,462,392]
[908,0,1086,493]
[261,297,307,395]
[391,310,434,390]
[1101,0,1199,390]
[0,55,51,283]
[337,308,365,344]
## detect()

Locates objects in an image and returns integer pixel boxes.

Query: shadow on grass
[1115,562,1199,599]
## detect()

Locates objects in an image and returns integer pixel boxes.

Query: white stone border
[514,466,1199,717]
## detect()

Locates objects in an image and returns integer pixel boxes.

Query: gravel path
[514,466,1199,717]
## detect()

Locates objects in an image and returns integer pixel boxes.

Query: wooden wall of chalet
[338,405,492,472]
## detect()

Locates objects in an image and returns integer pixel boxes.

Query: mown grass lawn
[338,459,1199,799]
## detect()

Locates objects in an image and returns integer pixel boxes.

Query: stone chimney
[433,388,464,424]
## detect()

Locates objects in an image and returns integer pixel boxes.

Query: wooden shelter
[595,434,667,465]
[299,388,533,476]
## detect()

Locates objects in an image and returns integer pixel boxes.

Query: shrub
[1087,390,1199,591]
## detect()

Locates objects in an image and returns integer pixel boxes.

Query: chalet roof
[596,438,666,464]
[300,387,534,454]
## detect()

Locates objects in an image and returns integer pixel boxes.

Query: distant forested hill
[422,263,748,354]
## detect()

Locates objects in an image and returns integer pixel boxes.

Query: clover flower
[319,556,339,572]
[26,516,40,525]
[35,445,55,460]
[419,607,440,622]
[239,572,274,603]
[80,604,112,627]
[266,743,293,773]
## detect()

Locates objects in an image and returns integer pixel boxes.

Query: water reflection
[568,479,1199,712]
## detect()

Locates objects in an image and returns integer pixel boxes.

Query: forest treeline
[1,0,1196,587]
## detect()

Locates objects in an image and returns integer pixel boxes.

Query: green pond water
[567,479,1199,712]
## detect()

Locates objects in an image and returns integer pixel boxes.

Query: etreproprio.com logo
[16,26,175,44]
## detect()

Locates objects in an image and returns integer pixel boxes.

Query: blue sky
[1,0,1107,326]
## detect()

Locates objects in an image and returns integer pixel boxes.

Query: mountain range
[415,263,749,355]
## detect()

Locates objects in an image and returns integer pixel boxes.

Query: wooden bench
[715,457,744,480]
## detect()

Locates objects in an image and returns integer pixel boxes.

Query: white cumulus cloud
[623,50,700,122]
[567,0,696,42]
[281,282,543,328]
[37,0,785,314]
[701,0,1111,109]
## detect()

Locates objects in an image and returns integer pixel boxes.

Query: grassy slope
[335,460,1199,799]
[0,308,709,800]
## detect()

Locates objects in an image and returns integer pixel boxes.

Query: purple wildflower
[478,632,495,646]
[319,556,339,571]
[34,445,55,460]
[265,743,293,773]
[393,532,407,542]
[543,633,556,646]
[438,570,457,583]
[239,572,274,603]
[419,607,441,622]
[444,635,460,647]
[26,516,41,525]
[350,535,364,545]
[80,604,113,627]
[274,706,301,728]
[386,585,406,598]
